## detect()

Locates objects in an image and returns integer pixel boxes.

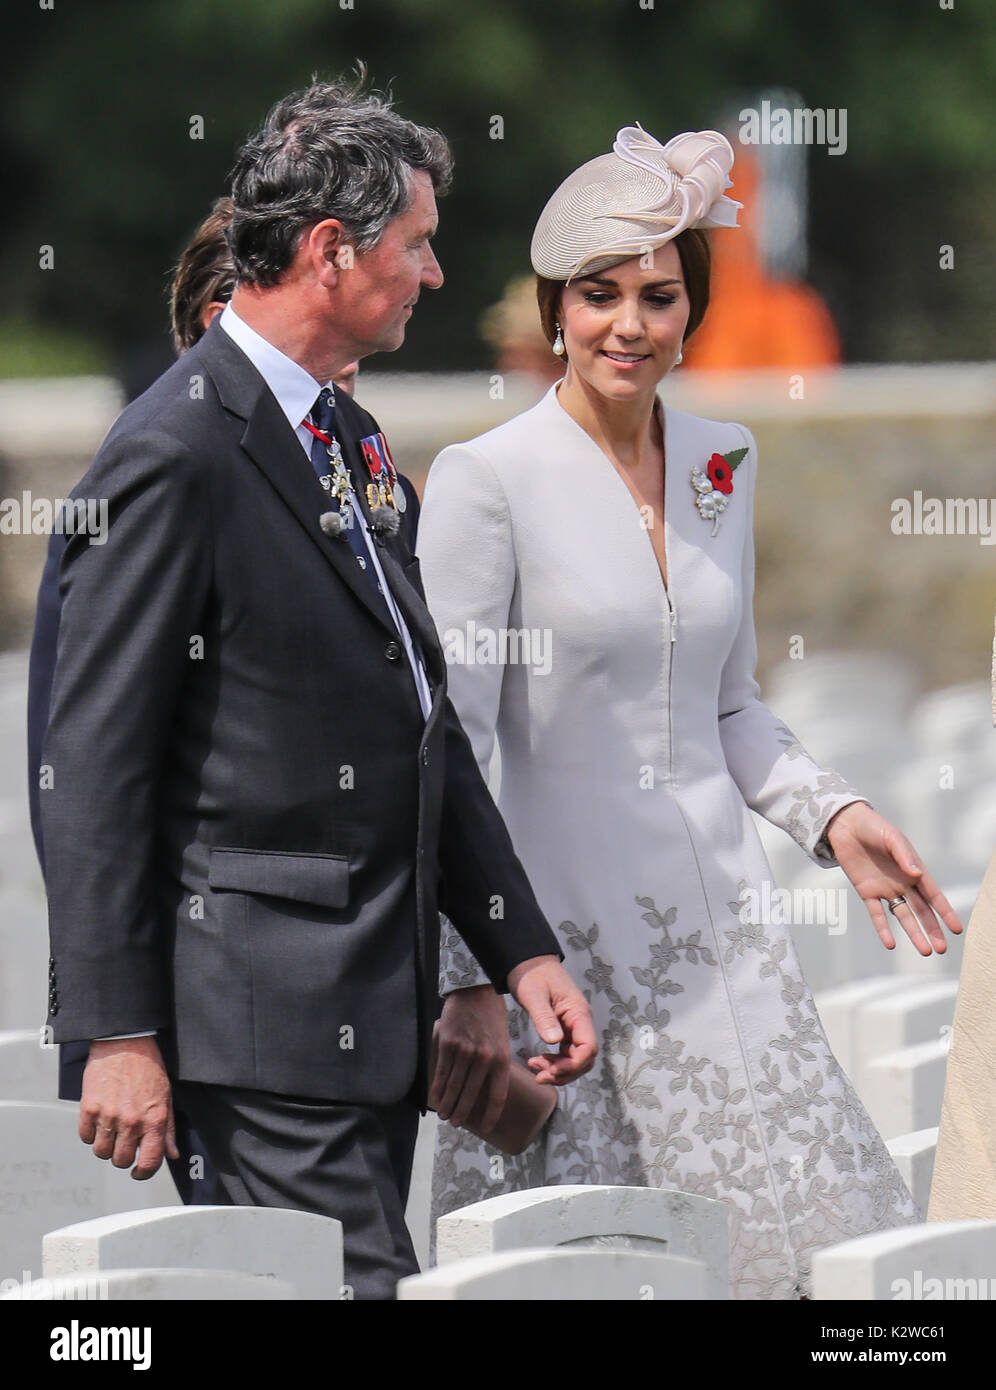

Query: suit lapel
[201,323,400,637]
[334,412,444,677]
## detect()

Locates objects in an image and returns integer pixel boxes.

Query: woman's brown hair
[535,227,711,357]
[169,197,237,354]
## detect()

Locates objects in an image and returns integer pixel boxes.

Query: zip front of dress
[658,435,800,1296]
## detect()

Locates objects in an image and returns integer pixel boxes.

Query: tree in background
[1,0,993,376]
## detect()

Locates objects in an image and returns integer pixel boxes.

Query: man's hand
[430,985,511,1131]
[825,801,964,954]
[79,1036,179,1180]
[506,955,597,1085]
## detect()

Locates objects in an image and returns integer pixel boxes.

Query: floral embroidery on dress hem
[430,891,917,1297]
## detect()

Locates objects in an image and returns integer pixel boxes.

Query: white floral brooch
[690,447,748,536]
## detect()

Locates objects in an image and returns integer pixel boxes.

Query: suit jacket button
[385,641,401,661]
[421,747,429,766]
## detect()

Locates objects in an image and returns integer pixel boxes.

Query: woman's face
[558,242,689,401]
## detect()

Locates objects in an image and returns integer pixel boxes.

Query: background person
[928,605,996,1221]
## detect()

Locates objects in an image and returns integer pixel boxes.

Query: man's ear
[308,219,351,289]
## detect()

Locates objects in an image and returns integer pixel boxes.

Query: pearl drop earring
[675,350,683,365]
[552,322,565,356]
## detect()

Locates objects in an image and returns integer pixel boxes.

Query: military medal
[303,419,355,529]
[360,431,403,534]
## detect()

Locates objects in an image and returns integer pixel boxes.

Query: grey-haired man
[42,76,596,1298]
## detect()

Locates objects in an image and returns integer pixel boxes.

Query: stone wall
[1,365,993,691]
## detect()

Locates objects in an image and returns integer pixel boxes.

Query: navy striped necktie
[306,389,387,606]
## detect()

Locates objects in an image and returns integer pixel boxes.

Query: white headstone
[100,1153,179,1216]
[43,1205,344,1301]
[812,1220,996,1300]
[399,1247,718,1300]
[0,1266,296,1301]
[0,655,45,899]
[910,681,994,763]
[435,1184,727,1299]
[0,1100,178,1281]
[0,1101,106,1282]
[0,824,45,895]
[0,1029,59,1100]
[814,977,914,1079]
[785,870,898,995]
[0,886,49,1030]
[861,1037,950,1139]
[765,653,917,812]
[852,981,957,1092]
[404,1110,437,1272]
[885,1128,938,1220]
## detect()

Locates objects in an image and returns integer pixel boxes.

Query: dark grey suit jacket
[42,320,561,1109]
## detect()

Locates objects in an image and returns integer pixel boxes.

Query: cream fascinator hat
[530,124,742,283]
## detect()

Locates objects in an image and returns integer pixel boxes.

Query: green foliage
[0,317,110,379]
[2,0,993,373]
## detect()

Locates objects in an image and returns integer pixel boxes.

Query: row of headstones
[0,660,992,1034]
[0,654,50,1037]
[756,660,991,999]
[2,1160,991,1301]
[0,945,969,1136]
[813,973,957,1140]
[0,1033,447,1268]
[2,968,958,1144]
[0,960,960,1280]
[0,862,978,1034]
[764,659,996,898]
[755,821,979,997]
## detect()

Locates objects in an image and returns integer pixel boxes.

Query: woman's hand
[824,801,964,954]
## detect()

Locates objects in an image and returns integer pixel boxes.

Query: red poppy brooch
[690,447,748,536]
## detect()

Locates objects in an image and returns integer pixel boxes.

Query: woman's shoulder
[432,385,565,473]
[428,393,758,498]
[662,406,759,485]
[664,403,756,448]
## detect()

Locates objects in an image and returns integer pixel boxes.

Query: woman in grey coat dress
[419,125,963,1297]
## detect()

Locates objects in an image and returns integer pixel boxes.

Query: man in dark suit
[41,77,595,1299]
[28,195,373,1203]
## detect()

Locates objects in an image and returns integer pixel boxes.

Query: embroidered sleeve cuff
[803,794,871,866]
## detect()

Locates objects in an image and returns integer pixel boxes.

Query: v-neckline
[550,382,672,600]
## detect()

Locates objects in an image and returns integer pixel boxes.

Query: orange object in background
[682,146,841,371]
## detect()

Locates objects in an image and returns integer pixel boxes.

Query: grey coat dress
[417,383,917,1298]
